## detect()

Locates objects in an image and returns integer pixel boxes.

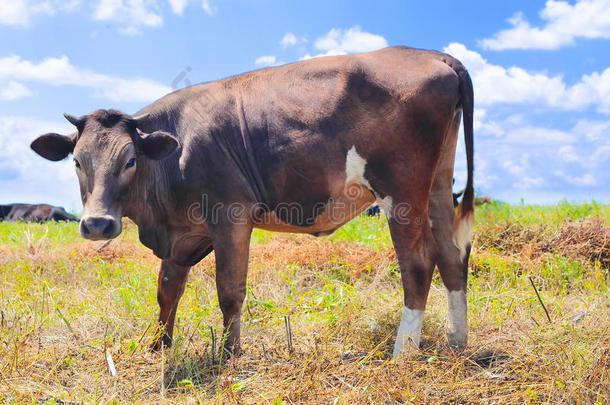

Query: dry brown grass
[475,217,610,266]
[0,216,608,404]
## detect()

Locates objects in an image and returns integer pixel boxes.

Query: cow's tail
[452,61,475,262]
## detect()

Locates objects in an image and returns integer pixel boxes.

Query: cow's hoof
[219,344,242,360]
[392,345,419,359]
[446,332,467,351]
[150,336,172,352]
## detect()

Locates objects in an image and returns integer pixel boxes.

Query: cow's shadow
[161,347,248,395]
[469,348,510,368]
[420,338,510,368]
[340,338,511,369]
[160,339,511,395]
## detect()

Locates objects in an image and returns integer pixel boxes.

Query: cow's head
[31,109,178,240]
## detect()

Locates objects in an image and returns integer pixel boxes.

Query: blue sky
[0,0,609,211]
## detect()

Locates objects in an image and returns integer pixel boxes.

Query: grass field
[0,201,608,403]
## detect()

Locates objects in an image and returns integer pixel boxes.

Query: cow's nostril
[81,223,90,236]
[103,220,115,237]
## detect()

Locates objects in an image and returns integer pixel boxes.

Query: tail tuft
[453,206,473,261]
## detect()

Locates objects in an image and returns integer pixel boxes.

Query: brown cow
[31,46,474,357]
[0,203,79,222]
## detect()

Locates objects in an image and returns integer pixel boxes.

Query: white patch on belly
[345,146,373,190]
[447,289,468,348]
[345,146,392,216]
[392,306,424,358]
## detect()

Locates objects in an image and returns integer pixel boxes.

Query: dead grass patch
[475,216,610,267]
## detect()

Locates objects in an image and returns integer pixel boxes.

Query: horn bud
[63,113,83,127]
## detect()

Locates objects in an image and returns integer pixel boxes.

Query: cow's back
[226,47,460,215]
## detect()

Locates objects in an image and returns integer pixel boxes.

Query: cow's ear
[31,133,76,161]
[139,131,178,160]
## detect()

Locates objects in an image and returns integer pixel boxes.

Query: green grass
[328,200,610,248]
[0,220,80,247]
[0,202,608,403]
[328,213,392,250]
[475,199,610,226]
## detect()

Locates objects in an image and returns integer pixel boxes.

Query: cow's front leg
[152,260,191,350]
[212,224,252,356]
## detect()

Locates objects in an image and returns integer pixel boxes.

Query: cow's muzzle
[80,215,121,240]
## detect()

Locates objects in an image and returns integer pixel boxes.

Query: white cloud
[444,42,610,114]
[558,145,579,162]
[505,126,575,145]
[522,176,546,188]
[302,26,388,60]
[465,111,610,200]
[93,0,214,33]
[572,119,610,141]
[0,0,60,26]
[301,50,345,60]
[0,0,213,31]
[94,0,163,35]
[281,32,297,47]
[280,32,306,48]
[0,81,33,100]
[554,171,597,186]
[569,69,610,114]
[568,119,610,168]
[502,154,532,176]
[315,26,388,53]
[60,0,81,12]
[0,0,80,27]
[168,0,188,14]
[480,0,610,50]
[254,55,282,67]
[592,144,610,165]
[502,155,546,189]
[469,157,498,190]
[0,55,172,103]
[201,0,215,15]
[473,109,504,137]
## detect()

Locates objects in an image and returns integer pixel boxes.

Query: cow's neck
[125,156,173,234]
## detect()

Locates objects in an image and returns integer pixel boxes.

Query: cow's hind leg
[388,207,438,357]
[430,184,470,349]
[153,260,192,350]
[429,111,470,349]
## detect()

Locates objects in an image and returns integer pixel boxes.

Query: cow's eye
[74,158,81,169]
[125,158,136,169]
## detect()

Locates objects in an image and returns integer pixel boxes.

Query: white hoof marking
[447,289,467,348]
[392,306,424,358]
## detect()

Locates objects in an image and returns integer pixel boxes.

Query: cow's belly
[255,182,376,235]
